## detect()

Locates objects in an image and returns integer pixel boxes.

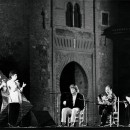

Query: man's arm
[61,93,70,108]
[97,94,105,105]
[15,80,26,92]
[110,93,117,106]
[98,96,103,105]
[78,93,84,110]
[20,82,26,92]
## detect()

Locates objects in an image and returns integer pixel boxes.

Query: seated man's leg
[99,105,106,126]
[99,105,104,115]
[70,108,79,126]
[107,105,113,114]
[101,107,108,126]
[61,107,71,126]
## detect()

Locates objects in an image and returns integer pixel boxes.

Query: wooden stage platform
[0,126,130,130]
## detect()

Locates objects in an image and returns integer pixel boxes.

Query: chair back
[113,97,119,127]
[77,94,85,127]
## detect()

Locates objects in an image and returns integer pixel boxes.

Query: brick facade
[0,0,119,126]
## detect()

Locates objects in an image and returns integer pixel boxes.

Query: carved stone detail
[55,51,93,93]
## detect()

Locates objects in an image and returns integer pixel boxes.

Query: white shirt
[7,80,22,104]
[72,94,77,106]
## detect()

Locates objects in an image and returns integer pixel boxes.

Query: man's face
[105,87,111,95]
[12,74,17,80]
[70,88,76,94]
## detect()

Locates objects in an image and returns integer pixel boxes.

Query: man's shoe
[61,122,66,127]
[70,122,74,127]
[8,123,14,128]
[100,122,105,127]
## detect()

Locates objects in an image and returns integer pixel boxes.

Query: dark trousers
[125,104,130,125]
[99,105,113,125]
[8,103,20,126]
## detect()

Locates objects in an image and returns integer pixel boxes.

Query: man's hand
[63,101,66,106]
[20,82,26,92]
[126,96,130,104]
[124,102,128,108]
[22,82,26,88]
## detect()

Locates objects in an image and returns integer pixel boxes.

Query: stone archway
[54,51,94,125]
[55,52,92,94]
[60,61,88,97]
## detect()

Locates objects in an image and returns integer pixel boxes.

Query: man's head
[70,84,79,94]
[9,70,17,80]
[105,85,112,95]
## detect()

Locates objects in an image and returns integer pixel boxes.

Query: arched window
[41,8,45,29]
[66,2,73,27]
[74,3,81,28]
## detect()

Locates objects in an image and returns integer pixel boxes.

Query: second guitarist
[97,85,117,126]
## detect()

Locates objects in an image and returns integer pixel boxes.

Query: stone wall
[0,0,30,99]
[95,0,118,95]
[29,0,52,113]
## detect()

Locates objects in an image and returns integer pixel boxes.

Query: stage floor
[0,126,130,130]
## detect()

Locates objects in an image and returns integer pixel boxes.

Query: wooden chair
[107,97,119,127]
[112,97,119,127]
[98,95,119,127]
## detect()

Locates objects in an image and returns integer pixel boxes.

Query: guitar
[99,95,114,105]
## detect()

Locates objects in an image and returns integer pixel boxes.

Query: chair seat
[67,110,84,127]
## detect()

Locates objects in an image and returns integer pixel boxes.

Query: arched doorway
[60,61,88,95]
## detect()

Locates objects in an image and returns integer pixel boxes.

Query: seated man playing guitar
[98,85,117,126]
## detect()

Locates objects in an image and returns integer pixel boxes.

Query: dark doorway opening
[60,61,88,95]
[60,62,75,93]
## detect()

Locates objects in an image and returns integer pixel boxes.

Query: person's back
[1,86,9,112]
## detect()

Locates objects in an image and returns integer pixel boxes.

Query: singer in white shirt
[7,70,26,127]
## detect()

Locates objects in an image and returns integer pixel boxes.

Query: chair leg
[79,121,82,127]
[67,118,70,127]
[109,114,112,127]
